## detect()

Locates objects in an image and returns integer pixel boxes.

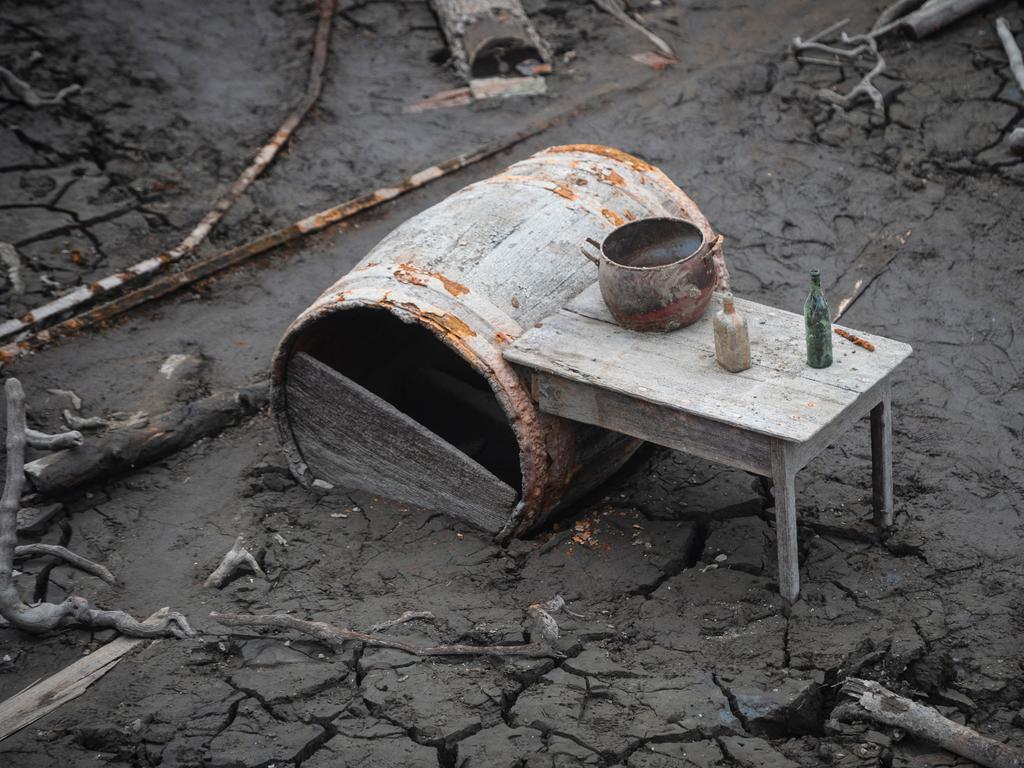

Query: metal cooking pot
[581,217,722,332]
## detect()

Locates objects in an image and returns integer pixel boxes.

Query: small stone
[714,553,727,562]
[311,478,334,490]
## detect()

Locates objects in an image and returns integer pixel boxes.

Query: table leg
[769,439,799,602]
[871,387,894,527]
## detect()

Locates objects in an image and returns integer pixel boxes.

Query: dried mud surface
[1,1,1023,766]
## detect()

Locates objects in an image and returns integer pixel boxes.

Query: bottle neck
[810,270,821,289]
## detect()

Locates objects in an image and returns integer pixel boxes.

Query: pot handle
[581,237,602,265]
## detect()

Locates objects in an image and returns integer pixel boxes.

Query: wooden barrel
[271,144,726,541]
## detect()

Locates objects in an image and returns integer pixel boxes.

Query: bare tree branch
[0,378,194,639]
[0,66,80,108]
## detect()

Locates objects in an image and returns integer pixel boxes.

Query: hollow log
[430,0,551,81]
[24,383,269,497]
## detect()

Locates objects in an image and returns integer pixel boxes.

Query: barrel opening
[290,307,523,491]
[470,38,542,78]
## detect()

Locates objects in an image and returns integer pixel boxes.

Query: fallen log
[0,608,170,743]
[0,0,336,343]
[901,0,1000,38]
[429,0,551,81]
[24,382,269,497]
[841,678,1024,768]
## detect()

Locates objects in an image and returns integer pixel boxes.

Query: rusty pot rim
[597,216,712,272]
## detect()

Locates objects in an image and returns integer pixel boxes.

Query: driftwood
[369,610,436,633]
[203,535,266,588]
[0,66,80,108]
[0,379,194,638]
[901,0,1001,38]
[14,543,115,584]
[0,607,171,743]
[841,678,1024,768]
[24,382,269,497]
[793,30,888,115]
[212,612,559,658]
[592,0,675,58]
[213,594,576,658]
[430,0,551,81]
[0,0,336,343]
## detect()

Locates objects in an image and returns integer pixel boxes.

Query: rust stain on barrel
[548,144,656,174]
[394,263,470,296]
[601,208,624,226]
[551,185,576,201]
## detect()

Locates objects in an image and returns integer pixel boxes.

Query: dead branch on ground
[62,410,109,431]
[793,29,888,116]
[592,0,674,58]
[14,544,115,584]
[0,66,80,108]
[840,678,1024,768]
[0,0,337,344]
[204,535,266,588]
[0,378,194,638]
[369,610,436,633]
[213,594,580,658]
[995,18,1024,94]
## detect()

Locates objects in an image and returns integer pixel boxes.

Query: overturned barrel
[271,144,725,541]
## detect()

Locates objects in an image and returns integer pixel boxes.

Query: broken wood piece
[0,379,194,638]
[0,0,336,344]
[834,327,877,351]
[900,0,1000,38]
[62,409,109,431]
[204,535,266,588]
[469,75,546,100]
[25,426,83,450]
[24,382,269,497]
[404,86,473,113]
[995,18,1024,96]
[430,0,552,82]
[0,66,80,108]
[211,612,560,658]
[14,543,116,584]
[841,678,1024,768]
[592,0,675,57]
[369,610,436,633]
[15,502,63,535]
[631,51,678,70]
[0,607,170,743]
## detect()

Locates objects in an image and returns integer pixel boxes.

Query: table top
[504,283,912,444]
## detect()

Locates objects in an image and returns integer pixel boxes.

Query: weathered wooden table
[504,284,912,601]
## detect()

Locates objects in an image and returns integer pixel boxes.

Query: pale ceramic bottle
[713,293,751,373]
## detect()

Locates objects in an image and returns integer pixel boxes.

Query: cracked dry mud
[1,0,1023,767]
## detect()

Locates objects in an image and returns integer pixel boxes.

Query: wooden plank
[535,373,772,475]
[0,608,168,742]
[286,352,515,533]
[769,440,800,602]
[564,283,913,395]
[871,387,894,527]
[505,286,911,443]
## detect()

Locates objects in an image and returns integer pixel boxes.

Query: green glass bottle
[804,269,833,368]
